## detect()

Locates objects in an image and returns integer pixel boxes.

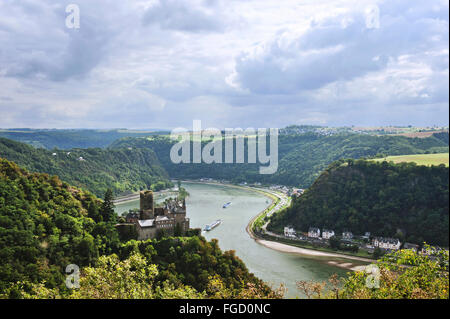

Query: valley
[116,182,358,298]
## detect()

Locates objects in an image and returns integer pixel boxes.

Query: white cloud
[0,0,448,129]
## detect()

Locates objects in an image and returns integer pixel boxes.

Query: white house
[362,232,371,239]
[284,227,296,238]
[373,237,401,250]
[342,231,353,240]
[322,229,335,239]
[308,227,320,238]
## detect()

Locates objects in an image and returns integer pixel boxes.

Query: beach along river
[115,182,366,298]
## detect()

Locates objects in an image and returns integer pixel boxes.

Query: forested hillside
[433,132,450,144]
[0,129,167,149]
[0,158,118,293]
[111,132,449,188]
[0,137,171,197]
[268,159,449,246]
[0,158,278,298]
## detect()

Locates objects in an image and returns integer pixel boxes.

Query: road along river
[115,182,369,298]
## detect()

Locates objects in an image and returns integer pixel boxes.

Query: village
[280,225,445,256]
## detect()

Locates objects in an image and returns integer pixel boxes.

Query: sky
[0,0,448,129]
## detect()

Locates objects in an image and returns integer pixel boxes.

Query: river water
[115,182,360,298]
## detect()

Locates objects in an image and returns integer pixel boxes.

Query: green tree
[88,201,101,223]
[329,236,341,250]
[296,246,449,299]
[373,247,383,259]
[339,246,449,299]
[100,189,116,223]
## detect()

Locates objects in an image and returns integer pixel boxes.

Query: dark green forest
[111,132,449,187]
[268,159,449,246]
[0,158,275,298]
[0,137,172,197]
[0,158,117,293]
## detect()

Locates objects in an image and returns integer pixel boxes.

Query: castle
[125,190,190,240]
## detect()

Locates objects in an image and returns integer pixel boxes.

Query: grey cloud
[1,1,121,81]
[0,0,448,129]
[142,0,224,32]
[232,0,448,95]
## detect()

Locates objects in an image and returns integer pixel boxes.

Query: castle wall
[174,213,186,224]
[137,226,157,240]
[182,219,190,232]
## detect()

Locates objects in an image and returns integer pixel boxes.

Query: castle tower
[140,190,154,220]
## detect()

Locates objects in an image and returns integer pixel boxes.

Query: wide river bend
[116,182,366,298]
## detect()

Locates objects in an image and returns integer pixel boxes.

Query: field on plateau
[373,153,449,166]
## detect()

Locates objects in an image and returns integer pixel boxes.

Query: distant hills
[268,159,449,247]
[110,132,449,188]
[0,129,168,149]
[1,128,448,196]
[0,137,172,197]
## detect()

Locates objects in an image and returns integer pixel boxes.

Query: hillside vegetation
[111,132,449,188]
[0,157,118,293]
[0,158,279,298]
[268,159,449,247]
[0,137,171,197]
[0,129,166,149]
[297,247,448,299]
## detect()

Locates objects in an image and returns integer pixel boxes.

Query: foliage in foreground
[4,253,284,299]
[14,254,203,299]
[297,246,449,299]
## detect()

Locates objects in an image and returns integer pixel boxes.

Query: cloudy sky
[0,0,448,129]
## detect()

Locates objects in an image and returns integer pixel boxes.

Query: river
[115,182,363,298]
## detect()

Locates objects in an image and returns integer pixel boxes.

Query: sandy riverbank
[113,193,140,204]
[113,189,178,204]
[256,239,372,271]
